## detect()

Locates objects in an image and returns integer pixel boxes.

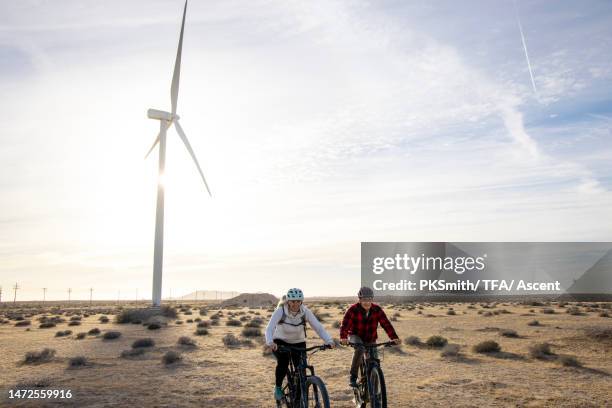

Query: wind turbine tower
[145,0,212,307]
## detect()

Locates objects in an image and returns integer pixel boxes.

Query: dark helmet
[358,286,374,299]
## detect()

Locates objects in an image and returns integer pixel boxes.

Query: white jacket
[265,304,333,346]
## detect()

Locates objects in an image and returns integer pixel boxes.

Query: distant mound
[220,293,278,308]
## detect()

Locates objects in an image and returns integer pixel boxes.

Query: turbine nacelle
[147,109,178,122]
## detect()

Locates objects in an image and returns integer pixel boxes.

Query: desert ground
[1,299,610,407]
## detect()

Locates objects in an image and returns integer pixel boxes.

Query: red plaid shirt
[340,303,398,343]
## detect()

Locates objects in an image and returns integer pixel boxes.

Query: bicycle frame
[277,344,330,407]
[349,341,395,406]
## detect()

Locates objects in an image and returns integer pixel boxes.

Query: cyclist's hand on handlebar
[268,343,278,351]
[326,342,336,349]
[340,338,349,346]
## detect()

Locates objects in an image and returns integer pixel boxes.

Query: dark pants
[273,339,306,387]
[350,335,378,378]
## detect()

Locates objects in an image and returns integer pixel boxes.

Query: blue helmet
[286,288,304,301]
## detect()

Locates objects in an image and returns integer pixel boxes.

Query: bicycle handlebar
[347,341,396,349]
[276,344,333,353]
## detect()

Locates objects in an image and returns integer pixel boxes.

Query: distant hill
[567,249,612,294]
[220,293,279,308]
[178,290,240,301]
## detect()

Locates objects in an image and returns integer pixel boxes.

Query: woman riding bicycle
[340,286,401,388]
[265,288,335,401]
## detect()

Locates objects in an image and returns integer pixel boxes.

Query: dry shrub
[55,330,72,337]
[76,332,87,340]
[501,329,519,338]
[242,327,262,337]
[195,328,209,336]
[162,351,182,365]
[226,319,242,327]
[178,336,196,347]
[68,356,88,367]
[88,328,101,335]
[24,348,56,364]
[246,318,264,328]
[527,320,540,326]
[102,331,121,340]
[222,333,242,348]
[132,338,155,348]
[426,335,448,348]
[529,342,555,359]
[15,320,31,327]
[404,336,422,346]
[473,340,501,353]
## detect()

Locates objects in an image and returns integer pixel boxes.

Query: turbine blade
[174,120,212,197]
[144,121,172,159]
[144,133,160,159]
[171,1,187,116]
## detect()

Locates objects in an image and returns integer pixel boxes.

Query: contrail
[514,0,538,97]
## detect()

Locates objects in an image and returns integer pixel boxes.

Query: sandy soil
[1,301,610,407]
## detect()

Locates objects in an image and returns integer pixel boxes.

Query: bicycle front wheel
[304,376,330,408]
[368,365,387,408]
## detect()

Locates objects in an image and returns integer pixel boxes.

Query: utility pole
[0,286,2,303]
[117,290,120,303]
[68,288,72,303]
[135,288,138,302]
[43,288,47,304]
[13,283,19,304]
[89,288,93,306]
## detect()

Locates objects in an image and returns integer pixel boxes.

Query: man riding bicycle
[340,286,401,388]
[265,288,335,401]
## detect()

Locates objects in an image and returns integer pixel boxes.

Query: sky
[0,0,611,300]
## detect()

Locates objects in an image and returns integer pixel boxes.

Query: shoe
[274,386,283,401]
[349,375,358,388]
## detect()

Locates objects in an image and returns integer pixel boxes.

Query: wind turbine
[145,0,211,308]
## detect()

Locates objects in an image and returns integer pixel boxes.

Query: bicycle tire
[304,376,330,408]
[368,365,387,408]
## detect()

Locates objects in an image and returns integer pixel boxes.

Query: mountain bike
[275,344,332,408]
[348,341,396,408]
